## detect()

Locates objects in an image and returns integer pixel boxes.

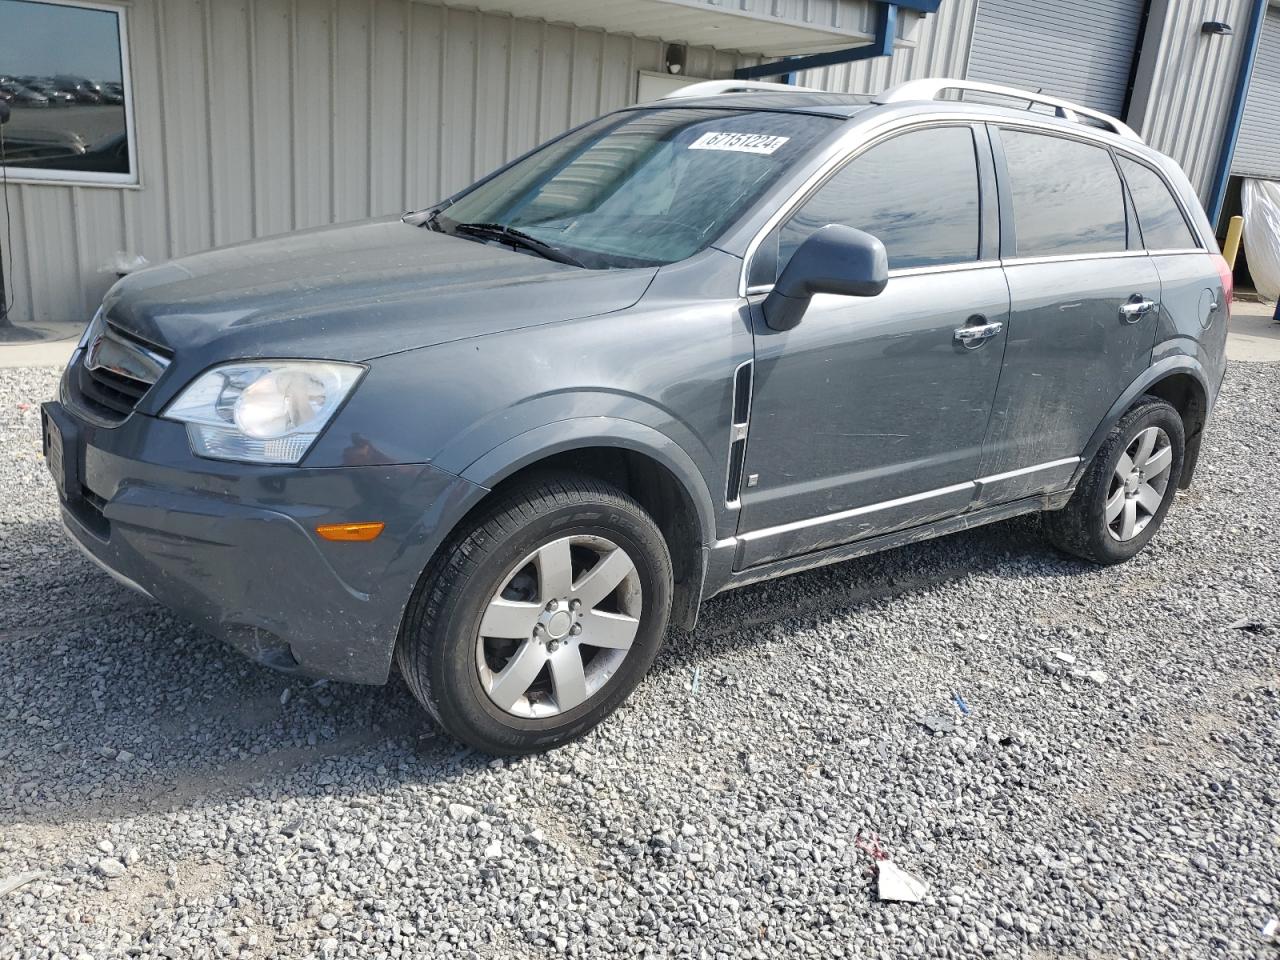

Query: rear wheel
[1044,396,1184,564]
[396,474,672,755]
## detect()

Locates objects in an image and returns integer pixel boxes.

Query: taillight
[1213,253,1233,322]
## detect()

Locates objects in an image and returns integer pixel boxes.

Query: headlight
[164,360,363,464]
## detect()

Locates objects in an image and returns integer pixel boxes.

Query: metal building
[1234,3,1280,180]
[966,0,1149,117]
[0,0,1277,328]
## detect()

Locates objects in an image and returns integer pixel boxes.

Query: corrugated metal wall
[9,0,1248,325]
[966,0,1147,116]
[4,0,756,325]
[1128,0,1254,201]
[1233,5,1280,179]
[796,0,979,93]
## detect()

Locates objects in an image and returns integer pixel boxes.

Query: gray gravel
[2,363,1279,959]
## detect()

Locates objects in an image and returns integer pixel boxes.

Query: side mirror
[762,224,888,332]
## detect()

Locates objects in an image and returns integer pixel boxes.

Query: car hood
[102,217,658,361]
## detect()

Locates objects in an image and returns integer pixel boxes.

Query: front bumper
[44,399,480,684]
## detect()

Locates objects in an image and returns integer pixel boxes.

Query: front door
[976,126,1160,504]
[735,124,1009,568]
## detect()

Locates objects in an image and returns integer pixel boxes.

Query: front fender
[456,416,719,551]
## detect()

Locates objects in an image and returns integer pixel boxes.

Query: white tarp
[1242,178,1280,303]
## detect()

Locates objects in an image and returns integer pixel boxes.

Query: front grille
[75,359,151,417]
[68,318,171,425]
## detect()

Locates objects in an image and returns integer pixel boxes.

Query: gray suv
[42,79,1229,754]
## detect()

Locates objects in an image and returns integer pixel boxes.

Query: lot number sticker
[688,131,790,155]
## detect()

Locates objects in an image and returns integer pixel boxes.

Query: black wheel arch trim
[447,418,719,632]
[1075,356,1212,491]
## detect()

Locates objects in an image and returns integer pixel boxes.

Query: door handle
[954,318,1004,346]
[1119,295,1157,323]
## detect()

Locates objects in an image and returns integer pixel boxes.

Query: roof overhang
[435,0,927,56]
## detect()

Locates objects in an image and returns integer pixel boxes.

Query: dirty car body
[43,80,1229,753]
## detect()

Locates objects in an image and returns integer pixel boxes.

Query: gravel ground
[2,363,1278,960]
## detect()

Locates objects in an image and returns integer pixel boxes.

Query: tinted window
[1001,129,1127,256]
[0,0,133,182]
[1120,157,1198,250]
[441,109,838,269]
[778,126,981,272]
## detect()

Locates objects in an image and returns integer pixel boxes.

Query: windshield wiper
[452,222,586,268]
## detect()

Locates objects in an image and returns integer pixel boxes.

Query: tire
[395,473,673,755]
[1044,395,1185,565]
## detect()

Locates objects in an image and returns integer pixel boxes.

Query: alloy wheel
[1105,426,1173,541]
[475,535,643,718]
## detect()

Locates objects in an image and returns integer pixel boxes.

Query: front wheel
[396,474,673,755]
[1044,396,1185,565]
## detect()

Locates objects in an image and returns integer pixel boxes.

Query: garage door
[966,0,1146,118]
[1233,7,1280,180]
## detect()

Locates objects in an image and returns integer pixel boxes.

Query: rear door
[735,123,1010,568]
[1118,154,1227,401]
[975,126,1160,506]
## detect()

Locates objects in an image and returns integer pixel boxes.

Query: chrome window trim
[745,257,1005,295]
[887,259,1004,279]
[1000,250,1150,268]
[738,110,1151,298]
[1140,248,1209,257]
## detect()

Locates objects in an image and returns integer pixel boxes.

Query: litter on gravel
[0,873,44,898]
[876,861,928,903]
[1228,617,1274,634]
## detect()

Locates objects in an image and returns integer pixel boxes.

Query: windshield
[435,108,840,269]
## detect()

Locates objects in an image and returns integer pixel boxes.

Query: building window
[0,0,136,185]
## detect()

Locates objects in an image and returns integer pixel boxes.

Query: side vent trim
[726,359,754,507]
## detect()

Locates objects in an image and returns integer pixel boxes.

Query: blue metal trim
[1206,0,1268,227]
[734,3,899,80]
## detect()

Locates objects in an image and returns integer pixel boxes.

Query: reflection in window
[779,126,981,272]
[441,109,838,268]
[0,0,131,180]
[1119,156,1198,251]
[1002,129,1126,257]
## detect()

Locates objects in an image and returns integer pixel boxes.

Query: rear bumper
[48,399,481,684]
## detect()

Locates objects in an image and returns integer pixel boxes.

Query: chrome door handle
[954,320,1004,345]
[1119,295,1157,323]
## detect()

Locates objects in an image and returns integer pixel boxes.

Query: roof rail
[659,79,822,100]
[874,78,1143,142]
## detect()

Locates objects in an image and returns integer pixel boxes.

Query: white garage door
[966,0,1146,118]
[1233,7,1280,180]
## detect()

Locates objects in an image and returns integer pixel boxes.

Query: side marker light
[316,521,385,542]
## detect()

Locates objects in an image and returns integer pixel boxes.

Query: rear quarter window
[1119,156,1199,251]
[1000,129,1128,257]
